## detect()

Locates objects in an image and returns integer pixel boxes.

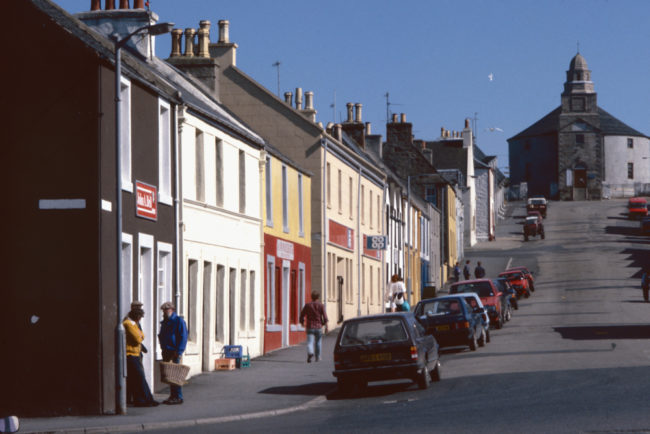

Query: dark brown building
[4,0,179,416]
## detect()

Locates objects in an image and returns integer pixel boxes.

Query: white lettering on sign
[277,239,294,260]
[135,181,157,221]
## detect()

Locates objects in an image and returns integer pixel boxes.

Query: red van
[628,197,648,219]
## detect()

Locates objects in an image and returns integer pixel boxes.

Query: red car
[628,197,648,220]
[498,270,531,298]
[506,266,535,292]
[449,279,505,329]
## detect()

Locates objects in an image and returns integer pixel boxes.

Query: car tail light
[410,346,418,360]
[453,321,470,330]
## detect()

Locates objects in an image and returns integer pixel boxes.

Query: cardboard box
[215,358,236,371]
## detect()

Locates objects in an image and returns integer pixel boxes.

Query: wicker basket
[160,361,190,386]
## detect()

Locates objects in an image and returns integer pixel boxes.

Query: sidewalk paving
[21,333,338,433]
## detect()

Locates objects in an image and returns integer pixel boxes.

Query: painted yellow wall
[263,154,311,247]
[444,185,458,284]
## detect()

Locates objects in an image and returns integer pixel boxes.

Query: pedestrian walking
[386,274,406,312]
[453,262,461,282]
[158,302,188,405]
[474,261,486,279]
[642,267,650,302]
[463,260,471,280]
[394,292,410,312]
[123,306,159,407]
[300,291,329,363]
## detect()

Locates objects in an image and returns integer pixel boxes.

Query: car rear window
[419,299,464,315]
[451,282,494,297]
[531,199,545,205]
[525,216,538,224]
[340,318,408,346]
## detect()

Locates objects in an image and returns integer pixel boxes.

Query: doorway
[138,233,154,388]
[573,166,587,200]
[201,262,212,372]
[229,268,236,345]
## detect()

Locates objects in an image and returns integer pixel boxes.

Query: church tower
[558,52,602,200]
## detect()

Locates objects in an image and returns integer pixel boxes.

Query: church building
[508,53,650,200]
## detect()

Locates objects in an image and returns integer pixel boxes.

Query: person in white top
[385,274,406,312]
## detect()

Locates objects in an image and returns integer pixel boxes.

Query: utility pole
[272,61,281,97]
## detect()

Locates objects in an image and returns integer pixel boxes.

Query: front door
[282,262,290,347]
[573,168,587,200]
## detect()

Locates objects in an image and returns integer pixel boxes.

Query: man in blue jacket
[158,302,188,405]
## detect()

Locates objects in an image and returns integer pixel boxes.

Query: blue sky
[55,0,650,173]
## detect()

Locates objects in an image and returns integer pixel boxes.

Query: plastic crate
[215,358,236,371]
[236,353,251,369]
[222,345,243,359]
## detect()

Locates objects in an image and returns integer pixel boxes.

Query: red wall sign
[328,219,353,250]
[135,181,157,221]
[362,235,382,260]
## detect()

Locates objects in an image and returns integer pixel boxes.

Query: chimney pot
[465,118,470,129]
[170,29,183,57]
[91,0,101,10]
[184,28,196,57]
[284,92,293,105]
[365,122,371,135]
[346,103,354,123]
[295,88,303,110]
[134,0,143,8]
[305,91,314,110]
[198,20,211,58]
[326,122,334,133]
[218,20,230,43]
[440,127,445,137]
[400,113,406,123]
[119,0,129,9]
[335,124,342,141]
[317,121,324,129]
[355,103,362,123]
[392,113,398,123]
[105,0,115,10]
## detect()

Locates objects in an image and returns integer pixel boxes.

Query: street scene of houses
[7,1,650,432]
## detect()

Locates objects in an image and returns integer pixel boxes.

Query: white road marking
[506,257,513,270]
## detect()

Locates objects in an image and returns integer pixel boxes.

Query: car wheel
[513,300,519,310]
[469,333,478,351]
[417,366,431,390]
[495,317,503,329]
[530,282,535,292]
[524,234,529,241]
[430,361,441,382]
[337,378,352,395]
[478,328,486,347]
[541,231,545,239]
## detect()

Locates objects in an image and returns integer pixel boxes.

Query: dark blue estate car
[414,295,485,350]
[333,312,441,393]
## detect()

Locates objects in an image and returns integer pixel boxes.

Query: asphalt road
[148,199,650,434]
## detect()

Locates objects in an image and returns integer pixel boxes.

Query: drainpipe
[174,105,183,312]
[382,183,387,311]
[322,138,328,311]
[357,166,362,317]
[258,149,267,355]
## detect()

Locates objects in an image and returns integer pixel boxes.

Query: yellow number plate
[436,325,450,331]
[360,353,391,362]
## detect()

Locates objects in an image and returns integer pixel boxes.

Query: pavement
[20,333,339,433]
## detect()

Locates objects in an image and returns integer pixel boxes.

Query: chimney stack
[295,88,303,110]
[91,0,101,10]
[299,91,317,122]
[119,0,129,9]
[134,0,143,8]
[197,21,211,58]
[400,113,406,123]
[207,20,237,67]
[184,28,196,57]
[392,113,398,123]
[346,103,354,123]
[105,0,115,10]
[355,103,362,123]
[218,20,230,43]
[284,92,293,105]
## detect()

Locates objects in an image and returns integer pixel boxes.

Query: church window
[628,163,634,180]
[571,97,585,112]
[628,138,634,149]
[576,134,584,145]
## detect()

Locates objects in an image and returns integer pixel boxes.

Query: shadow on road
[326,380,414,400]
[259,382,336,396]
[554,324,650,340]
[606,226,643,237]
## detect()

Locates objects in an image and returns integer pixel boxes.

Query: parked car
[527,196,548,218]
[498,270,531,298]
[628,197,648,219]
[414,295,486,350]
[641,216,650,234]
[449,279,505,329]
[506,266,535,292]
[493,277,517,313]
[333,312,441,393]
[523,215,544,241]
[455,293,491,343]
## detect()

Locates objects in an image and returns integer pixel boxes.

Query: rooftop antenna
[384,92,403,123]
[472,112,479,143]
[272,61,281,97]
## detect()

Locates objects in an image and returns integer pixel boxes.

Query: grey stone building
[509,53,650,200]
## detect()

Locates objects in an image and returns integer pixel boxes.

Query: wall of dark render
[508,134,559,200]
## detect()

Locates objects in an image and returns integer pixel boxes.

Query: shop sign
[136,181,157,221]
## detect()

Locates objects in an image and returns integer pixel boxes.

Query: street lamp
[113,21,173,415]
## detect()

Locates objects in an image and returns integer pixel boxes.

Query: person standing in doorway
[300,291,329,363]
[123,306,158,407]
[463,260,471,280]
[474,261,486,279]
[158,302,188,405]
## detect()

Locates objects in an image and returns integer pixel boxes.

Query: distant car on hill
[527,196,547,218]
[628,197,648,220]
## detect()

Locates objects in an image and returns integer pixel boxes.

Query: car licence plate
[436,325,450,331]
[360,353,391,362]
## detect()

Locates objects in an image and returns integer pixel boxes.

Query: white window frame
[240,269,247,332]
[266,255,281,331]
[158,99,172,205]
[120,77,132,192]
[249,270,256,331]
[298,173,304,237]
[156,242,173,359]
[282,165,289,233]
[120,232,133,320]
[265,157,273,227]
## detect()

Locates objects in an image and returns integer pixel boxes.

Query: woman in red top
[300,291,329,363]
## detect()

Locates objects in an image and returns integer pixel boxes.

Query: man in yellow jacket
[123,305,159,407]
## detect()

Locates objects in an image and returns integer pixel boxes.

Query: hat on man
[160,301,175,310]
[131,300,143,309]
